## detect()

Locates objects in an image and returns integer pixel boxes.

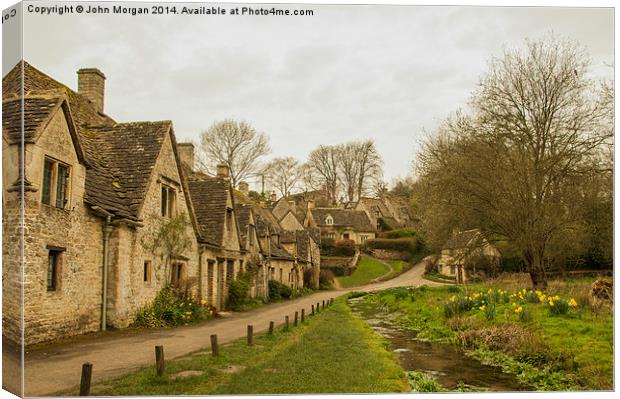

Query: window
[41,157,70,209]
[42,159,54,205]
[226,260,235,282]
[360,235,368,243]
[248,225,256,246]
[171,263,184,286]
[47,248,63,291]
[327,232,336,239]
[226,208,233,231]
[325,215,334,225]
[161,185,177,218]
[343,233,350,240]
[143,261,152,284]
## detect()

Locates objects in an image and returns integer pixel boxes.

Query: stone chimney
[238,181,249,195]
[177,143,195,171]
[77,68,106,113]
[216,164,230,179]
[307,199,315,210]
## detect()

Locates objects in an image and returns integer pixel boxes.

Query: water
[348,297,530,392]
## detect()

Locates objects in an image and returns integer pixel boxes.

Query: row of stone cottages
[1,61,320,345]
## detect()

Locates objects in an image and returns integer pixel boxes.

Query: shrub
[364,237,419,253]
[227,272,252,310]
[133,286,213,328]
[320,237,336,253]
[424,256,439,274]
[334,239,356,256]
[383,228,417,238]
[319,269,335,289]
[268,280,293,300]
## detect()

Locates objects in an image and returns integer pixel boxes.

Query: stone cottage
[437,229,502,283]
[352,196,416,231]
[2,61,201,344]
[3,61,324,345]
[305,208,376,245]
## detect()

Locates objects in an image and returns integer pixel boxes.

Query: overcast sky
[10,2,614,189]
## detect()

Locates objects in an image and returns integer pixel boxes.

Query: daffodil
[479,305,486,311]
[568,298,578,307]
[200,299,207,305]
[549,301,555,307]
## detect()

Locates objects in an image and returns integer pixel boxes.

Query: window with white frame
[325,215,334,225]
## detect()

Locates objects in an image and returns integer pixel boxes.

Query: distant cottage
[438,229,501,283]
[1,61,320,345]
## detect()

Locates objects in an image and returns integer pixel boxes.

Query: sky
[6,1,615,190]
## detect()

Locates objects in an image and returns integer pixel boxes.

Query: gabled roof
[2,96,63,144]
[295,230,310,262]
[188,176,231,246]
[310,208,375,232]
[2,61,137,220]
[234,203,253,246]
[88,121,172,216]
[443,229,485,250]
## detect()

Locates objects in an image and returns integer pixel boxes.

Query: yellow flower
[549,301,554,307]
[185,311,192,315]
[568,298,577,307]
[179,303,184,307]
[479,305,486,311]
[512,302,517,307]
[200,299,207,305]
[515,306,523,313]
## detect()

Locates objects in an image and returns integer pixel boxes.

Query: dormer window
[325,215,334,225]
[161,184,177,218]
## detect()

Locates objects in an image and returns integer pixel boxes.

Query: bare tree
[307,145,340,204]
[199,119,271,187]
[264,157,303,197]
[354,140,383,200]
[415,36,612,289]
[338,143,359,203]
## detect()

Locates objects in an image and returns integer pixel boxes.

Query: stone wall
[8,110,107,345]
[106,132,201,327]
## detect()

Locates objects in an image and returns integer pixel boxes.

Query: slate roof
[310,208,375,232]
[2,61,179,221]
[2,96,63,144]
[87,121,171,215]
[187,177,230,246]
[295,230,310,262]
[442,229,484,250]
[234,203,253,246]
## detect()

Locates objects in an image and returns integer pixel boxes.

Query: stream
[348,297,530,392]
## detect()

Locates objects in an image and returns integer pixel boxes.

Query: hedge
[364,237,419,253]
[383,228,417,239]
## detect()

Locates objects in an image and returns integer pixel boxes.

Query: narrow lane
[4,260,442,396]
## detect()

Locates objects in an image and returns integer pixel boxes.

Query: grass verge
[88,301,408,395]
[336,256,391,288]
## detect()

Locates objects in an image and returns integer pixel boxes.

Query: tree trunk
[524,248,548,290]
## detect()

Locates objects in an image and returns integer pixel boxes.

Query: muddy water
[348,297,529,392]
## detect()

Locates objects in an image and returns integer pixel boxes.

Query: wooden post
[301,308,305,322]
[210,334,219,357]
[285,315,290,330]
[247,325,254,346]
[155,345,165,376]
[294,311,299,326]
[322,300,325,310]
[79,362,93,396]
[269,321,275,334]
[311,304,315,315]
[317,302,320,312]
